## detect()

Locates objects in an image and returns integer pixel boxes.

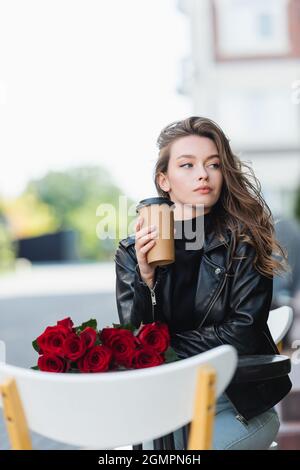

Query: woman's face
[158,135,223,220]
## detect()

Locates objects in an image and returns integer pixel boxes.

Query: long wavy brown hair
[154,116,289,279]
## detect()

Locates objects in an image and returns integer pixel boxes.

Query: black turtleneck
[169,211,212,333]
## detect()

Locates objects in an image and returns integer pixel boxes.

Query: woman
[114,116,292,450]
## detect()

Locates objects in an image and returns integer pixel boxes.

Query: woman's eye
[180,163,193,168]
[180,162,220,169]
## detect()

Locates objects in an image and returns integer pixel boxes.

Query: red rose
[37,325,70,356]
[63,334,86,361]
[99,328,138,368]
[38,354,70,373]
[137,322,170,354]
[57,317,74,331]
[80,327,97,349]
[131,347,165,369]
[78,345,112,372]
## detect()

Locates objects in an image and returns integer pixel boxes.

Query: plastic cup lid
[136,197,175,213]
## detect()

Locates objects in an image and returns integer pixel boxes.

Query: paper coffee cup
[136,197,175,267]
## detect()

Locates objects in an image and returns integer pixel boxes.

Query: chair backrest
[267,306,293,344]
[0,345,237,449]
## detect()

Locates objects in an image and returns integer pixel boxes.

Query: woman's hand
[134,216,158,289]
[135,215,176,289]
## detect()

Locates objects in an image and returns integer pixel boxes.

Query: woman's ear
[157,172,171,193]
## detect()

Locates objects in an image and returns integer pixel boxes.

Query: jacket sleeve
[114,242,159,328]
[170,240,273,358]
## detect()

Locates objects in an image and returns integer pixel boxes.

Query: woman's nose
[196,166,209,180]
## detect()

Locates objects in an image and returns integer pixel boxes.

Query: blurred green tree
[25,166,136,261]
[0,200,16,272]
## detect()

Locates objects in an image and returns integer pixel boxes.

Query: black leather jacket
[114,225,292,421]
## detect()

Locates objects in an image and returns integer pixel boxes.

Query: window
[213,0,290,57]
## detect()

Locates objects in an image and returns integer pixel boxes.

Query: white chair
[0,345,237,450]
[267,306,293,347]
[267,306,293,450]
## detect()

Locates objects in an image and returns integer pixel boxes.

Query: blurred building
[177,0,300,217]
[272,214,300,308]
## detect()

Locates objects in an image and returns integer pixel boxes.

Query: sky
[0,0,192,203]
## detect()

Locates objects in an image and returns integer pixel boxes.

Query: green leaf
[112,323,136,333]
[164,347,181,363]
[32,339,40,353]
[31,365,39,370]
[76,318,98,333]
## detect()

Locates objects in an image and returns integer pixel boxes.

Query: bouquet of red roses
[31,317,179,373]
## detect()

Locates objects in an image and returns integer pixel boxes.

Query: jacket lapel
[203,227,230,253]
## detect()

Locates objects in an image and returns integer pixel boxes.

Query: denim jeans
[142,393,280,450]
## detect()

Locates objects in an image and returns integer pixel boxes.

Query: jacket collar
[173,212,231,254]
[203,227,231,253]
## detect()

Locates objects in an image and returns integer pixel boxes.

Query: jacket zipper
[193,255,248,422]
[148,280,158,321]
[197,273,228,329]
[224,394,249,425]
[200,271,248,422]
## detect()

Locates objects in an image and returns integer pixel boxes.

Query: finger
[137,230,158,247]
[135,216,143,231]
[140,239,156,254]
[136,224,157,240]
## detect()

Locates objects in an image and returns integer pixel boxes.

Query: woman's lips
[194,188,212,194]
